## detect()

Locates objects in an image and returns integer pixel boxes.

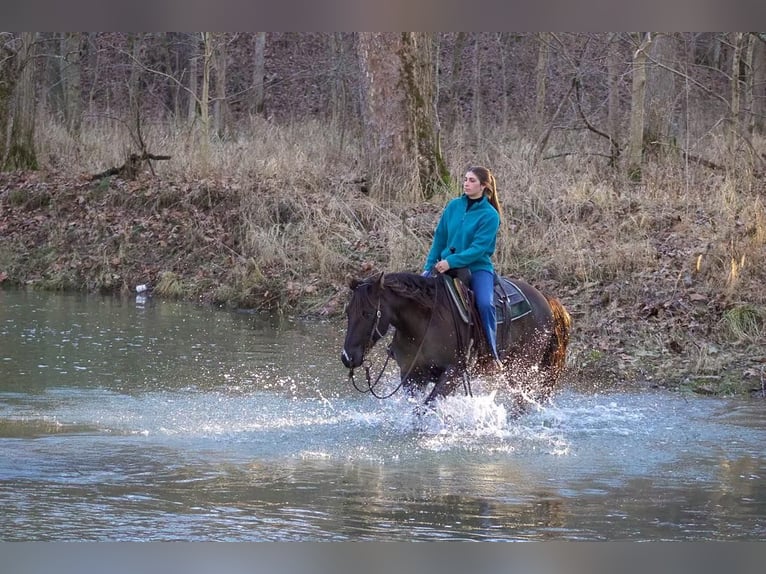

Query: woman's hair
[467,165,502,220]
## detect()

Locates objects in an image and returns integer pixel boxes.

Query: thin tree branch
[542,151,615,161]
[573,77,621,163]
[531,78,576,167]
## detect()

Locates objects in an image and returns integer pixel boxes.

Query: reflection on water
[1,289,765,540]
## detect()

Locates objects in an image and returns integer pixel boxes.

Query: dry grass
[32,110,766,279]
[32,111,766,305]
[15,111,766,391]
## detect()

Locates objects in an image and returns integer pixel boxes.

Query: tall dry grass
[23,109,766,388]
[33,110,766,315]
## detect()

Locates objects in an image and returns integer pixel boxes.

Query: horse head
[341,273,392,369]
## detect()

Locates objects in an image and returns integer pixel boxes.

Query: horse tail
[542,293,572,389]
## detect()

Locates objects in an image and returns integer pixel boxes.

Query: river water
[1,289,765,541]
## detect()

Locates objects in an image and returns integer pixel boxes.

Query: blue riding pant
[470,269,499,361]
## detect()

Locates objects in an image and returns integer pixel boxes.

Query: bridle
[347,277,444,400]
[348,285,401,399]
[367,297,386,344]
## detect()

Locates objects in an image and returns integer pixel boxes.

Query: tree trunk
[0,37,18,164]
[212,33,229,137]
[646,33,677,148]
[199,32,213,163]
[187,34,199,125]
[328,33,343,124]
[607,33,622,162]
[472,34,481,141]
[86,33,100,116]
[251,32,266,116]
[728,32,743,163]
[535,32,550,133]
[127,33,145,151]
[744,33,755,136]
[5,32,38,171]
[753,35,766,135]
[446,32,466,130]
[357,32,448,200]
[497,34,510,132]
[159,33,180,123]
[60,32,82,135]
[627,33,651,182]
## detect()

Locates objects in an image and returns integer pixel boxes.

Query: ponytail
[468,166,503,221]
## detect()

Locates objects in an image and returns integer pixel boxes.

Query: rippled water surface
[1,289,765,540]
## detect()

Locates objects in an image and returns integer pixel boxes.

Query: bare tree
[627,33,651,181]
[471,34,482,139]
[187,34,199,125]
[496,33,512,132]
[728,32,744,163]
[212,33,229,137]
[743,33,756,136]
[4,32,38,170]
[445,32,466,131]
[607,33,622,155]
[535,32,550,133]
[199,32,213,161]
[251,32,266,116]
[0,33,17,164]
[752,34,766,135]
[357,32,448,200]
[60,32,83,135]
[127,33,145,134]
[646,33,677,147]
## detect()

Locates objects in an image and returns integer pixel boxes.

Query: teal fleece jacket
[423,195,500,274]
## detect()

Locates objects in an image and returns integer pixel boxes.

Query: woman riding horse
[423,166,503,371]
[341,272,571,408]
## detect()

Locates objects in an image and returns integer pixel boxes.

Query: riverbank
[2,160,765,397]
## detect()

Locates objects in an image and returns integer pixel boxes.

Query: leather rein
[348,293,402,399]
[347,277,471,399]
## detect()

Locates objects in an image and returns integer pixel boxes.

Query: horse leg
[401,365,441,399]
[424,365,462,405]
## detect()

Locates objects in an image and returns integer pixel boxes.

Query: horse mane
[383,272,440,310]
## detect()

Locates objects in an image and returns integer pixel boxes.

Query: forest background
[0,32,765,396]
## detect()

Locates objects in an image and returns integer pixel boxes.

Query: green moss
[679,373,752,397]
[36,271,78,291]
[154,271,186,299]
[4,143,38,171]
[722,305,765,342]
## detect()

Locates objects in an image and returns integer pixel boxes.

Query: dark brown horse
[340,272,571,408]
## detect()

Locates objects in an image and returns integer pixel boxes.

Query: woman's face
[463,171,484,199]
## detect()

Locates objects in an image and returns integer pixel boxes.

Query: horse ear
[349,278,361,290]
[377,272,385,288]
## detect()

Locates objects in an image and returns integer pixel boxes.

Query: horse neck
[384,289,435,342]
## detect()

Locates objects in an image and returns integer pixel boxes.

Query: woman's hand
[434,259,451,274]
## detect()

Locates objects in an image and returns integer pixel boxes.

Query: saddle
[442,273,532,327]
[437,271,530,366]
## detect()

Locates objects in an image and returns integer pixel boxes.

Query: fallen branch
[90,152,171,181]
[682,152,723,171]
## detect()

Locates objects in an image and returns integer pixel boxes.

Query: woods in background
[1,32,764,194]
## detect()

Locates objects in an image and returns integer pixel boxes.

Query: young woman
[422,165,503,366]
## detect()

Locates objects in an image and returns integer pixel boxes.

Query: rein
[348,349,401,399]
[347,276,438,400]
[348,287,401,399]
[448,281,476,397]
